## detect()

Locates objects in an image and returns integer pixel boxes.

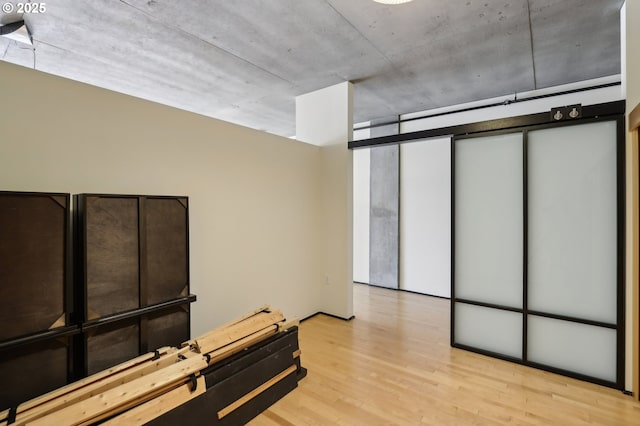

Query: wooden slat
[277,318,299,332]
[75,378,197,426]
[100,376,206,425]
[191,310,282,351]
[27,356,208,426]
[194,311,285,355]
[16,346,174,414]
[293,349,301,359]
[629,102,640,131]
[217,365,297,420]
[14,350,182,425]
[196,309,281,342]
[75,382,186,426]
[205,325,279,365]
[181,306,279,351]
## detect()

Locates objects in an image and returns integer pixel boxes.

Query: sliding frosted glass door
[452,117,623,388]
[453,132,523,358]
[527,120,619,383]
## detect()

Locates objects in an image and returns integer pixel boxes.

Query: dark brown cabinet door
[85,196,140,318]
[76,194,193,374]
[0,191,74,411]
[0,338,71,410]
[0,193,69,341]
[146,197,189,305]
[85,318,139,375]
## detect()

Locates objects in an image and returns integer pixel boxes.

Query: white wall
[400,76,622,133]
[319,143,354,318]
[353,126,371,142]
[625,1,640,111]
[0,60,326,337]
[353,148,370,283]
[296,82,353,148]
[399,137,451,297]
[621,3,627,99]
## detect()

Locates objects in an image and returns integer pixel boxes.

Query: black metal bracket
[550,104,582,121]
[188,373,197,392]
[7,406,17,424]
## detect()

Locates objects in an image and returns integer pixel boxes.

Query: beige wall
[0,60,326,336]
[296,82,354,319]
[319,143,354,318]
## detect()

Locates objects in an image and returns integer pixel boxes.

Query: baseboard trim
[301,312,355,322]
[354,282,451,300]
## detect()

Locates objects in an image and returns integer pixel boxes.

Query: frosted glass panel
[528,316,616,382]
[455,303,522,358]
[400,137,451,297]
[455,133,523,307]
[528,121,617,323]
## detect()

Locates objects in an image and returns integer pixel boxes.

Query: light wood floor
[250,284,640,425]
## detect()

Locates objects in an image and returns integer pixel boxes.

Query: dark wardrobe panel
[0,338,70,410]
[76,193,193,377]
[77,194,190,317]
[85,319,139,375]
[146,197,189,305]
[0,192,69,341]
[85,196,140,318]
[147,305,190,351]
[0,192,69,342]
[0,191,194,406]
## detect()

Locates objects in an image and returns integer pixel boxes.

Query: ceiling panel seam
[16,43,35,69]
[323,1,399,75]
[526,0,537,90]
[34,39,104,62]
[117,0,292,85]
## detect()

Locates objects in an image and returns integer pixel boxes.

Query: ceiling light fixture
[373,0,414,4]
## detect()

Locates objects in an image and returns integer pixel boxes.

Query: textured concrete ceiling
[0,0,624,137]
